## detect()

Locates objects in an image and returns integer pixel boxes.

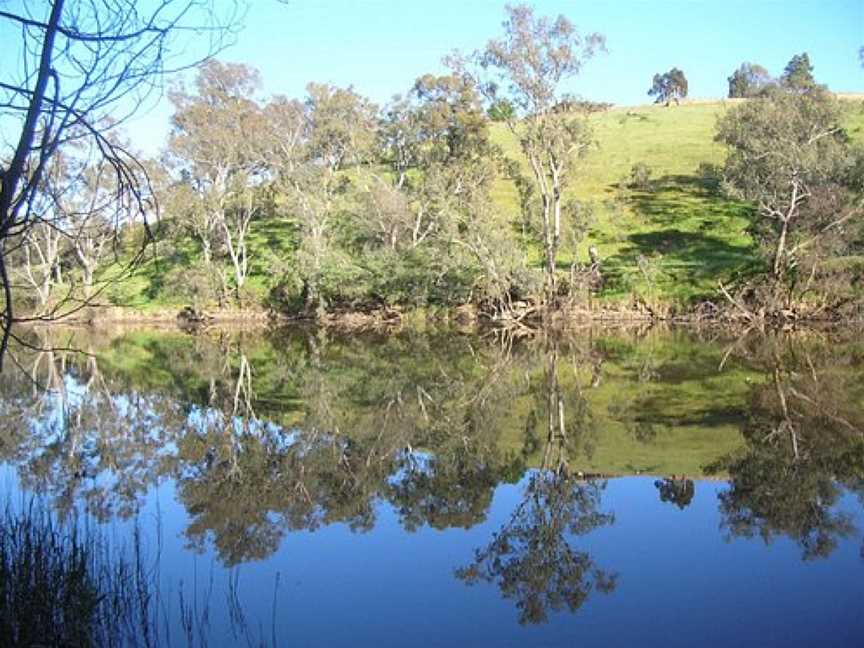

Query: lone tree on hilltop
[648,68,688,106]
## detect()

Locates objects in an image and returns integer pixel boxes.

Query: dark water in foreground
[0,326,862,646]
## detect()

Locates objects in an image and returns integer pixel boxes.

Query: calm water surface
[1,326,862,647]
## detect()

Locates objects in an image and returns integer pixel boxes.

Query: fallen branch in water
[718,281,759,323]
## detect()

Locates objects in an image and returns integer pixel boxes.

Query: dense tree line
[3,5,862,329]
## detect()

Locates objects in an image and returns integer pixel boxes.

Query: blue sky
[233,0,863,105]
[6,1,862,155]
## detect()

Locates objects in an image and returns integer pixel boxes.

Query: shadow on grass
[122,218,299,303]
[602,174,759,297]
[144,247,194,300]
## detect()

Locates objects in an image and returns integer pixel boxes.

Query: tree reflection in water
[0,329,185,522]
[654,477,695,509]
[456,342,617,624]
[1,326,863,627]
[707,335,864,560]
[456,470,616,624]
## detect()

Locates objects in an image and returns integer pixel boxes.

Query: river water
[1,326,862,646]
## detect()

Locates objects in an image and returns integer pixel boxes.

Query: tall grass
[0,501,279,647]
[0,502,140,646]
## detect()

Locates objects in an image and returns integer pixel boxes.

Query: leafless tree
[0,0,242,364]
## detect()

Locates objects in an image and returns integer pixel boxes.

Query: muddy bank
[17,293,864,334]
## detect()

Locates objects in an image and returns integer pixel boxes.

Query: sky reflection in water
[0,327,862,646]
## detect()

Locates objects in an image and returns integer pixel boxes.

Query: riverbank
[30,292,864,334]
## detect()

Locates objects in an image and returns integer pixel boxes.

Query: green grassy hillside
[493,99,864,303]
[105,99,864,312]
[492,102,754,303]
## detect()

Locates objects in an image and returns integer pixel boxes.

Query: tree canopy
[716,85,859,296]
[648,68,688,106]
[781,52,817,91]
[727,62,773,98]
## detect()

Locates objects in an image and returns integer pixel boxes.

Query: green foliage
[488,98,515,121]
[727,62,773,98]
[781,52,817,91]
[648,68,688,106]
[716,85,855,286]
[54,95,864,315]
[93,96,864,313]
[371,247,476,306]
[304,82,378,168]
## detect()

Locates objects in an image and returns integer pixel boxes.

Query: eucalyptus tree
[263,95,308,177]
[488,98,515,122]
[280,83,378,314]
[648,68,688,106]
[19,222,63,313]
[15,155,69,313]
[727,62,773,98]
[402,73,500,251]
[57,137,146,301]
[378,94,423,192]
[166,60,269,305]
[374,73,490,248]
[0,0,241,361]
[781,53,817,91]
[715,86,856,288]
[369,72,523,310]
[453,4,606,306]
[654,478,695,509]
[65,177,115,301]
[15,135,152,313]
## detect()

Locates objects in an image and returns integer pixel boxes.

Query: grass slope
[493,98,864,304]
[106,99,864,311]
[493,102,755,303]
